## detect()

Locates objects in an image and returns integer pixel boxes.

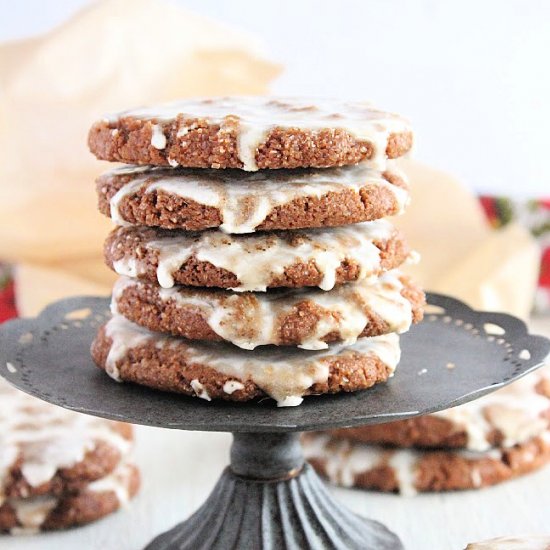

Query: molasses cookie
[91,315,402,407]
[0,461,140,534]
[0,380,133,502]
[104,221,411,291]
[97,164,409,232]
[111,271,424,350]
[327,370,550,451]
[88,97,413,171]
[303,430,550,495]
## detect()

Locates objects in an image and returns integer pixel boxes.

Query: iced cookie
[111,271,424,350]
[0,379,133,502]
[104,220,411,292]
[303,431,550,495]
[0,461,140,534]
[88,97,413,171]
[328,370,550,451]
[96,164,409,233]
[91,315,402,407]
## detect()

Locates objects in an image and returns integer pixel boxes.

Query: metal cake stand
[0,293,548,549]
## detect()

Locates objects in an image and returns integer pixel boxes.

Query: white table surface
[4,317,550,550]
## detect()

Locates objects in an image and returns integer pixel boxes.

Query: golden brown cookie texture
[302,431,550,495]
[88,97,413,170]
[91,315,402,407]
[327,371,550,451]
[96,165,409,232]
[0,379,133,501]
[111,272,424,349]
[104,221,411,292]
[0,463,140,533]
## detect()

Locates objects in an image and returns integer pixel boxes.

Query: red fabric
[0,278,17,323]
[540,247,550,289]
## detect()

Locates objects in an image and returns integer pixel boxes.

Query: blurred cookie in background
[0,378,140,534]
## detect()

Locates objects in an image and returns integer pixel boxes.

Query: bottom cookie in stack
[0,379,140,534]
[92,315,402,407]
[303,369,550,495]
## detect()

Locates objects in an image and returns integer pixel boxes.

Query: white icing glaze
[110,220,398,292]
[223,380,245,394]
[108,96,412,171]
[150,124,166,149]
[432,371,550,451]
[303,434,419,495]
[113,269,413,350]
[102,315,401,407]
[0,379,132,506]
[11,496,58,531]
[105,317,152,380]
[190,379,212,401]
[106,164,409,234]
[470,467,482,488]
[87,460,134,506]
[388,449,419,497]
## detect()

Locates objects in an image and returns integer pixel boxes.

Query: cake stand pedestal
[1,293,548,549]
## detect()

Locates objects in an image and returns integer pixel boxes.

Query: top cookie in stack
[88,97,424,407]
[88,97,413,171]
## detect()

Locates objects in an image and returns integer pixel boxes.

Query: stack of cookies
[0,379,139,534]
[88,97,424,406]
[303,368,550,494]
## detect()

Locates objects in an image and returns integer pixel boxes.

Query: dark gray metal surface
[230,433,304,479]
[147,433,404,549]
[0,294,548,433]
[145,464,403,550]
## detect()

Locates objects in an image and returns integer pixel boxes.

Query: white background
[2,0,550,197]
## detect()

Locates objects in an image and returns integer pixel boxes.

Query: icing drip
[388,449,419,496]
[190,379,212,401]
[150,124,166,149]
[113,270,413,350]
[103,315,401,407]
[11,496,57,532]
[108,96,413,171]
[470,467,482,488]
[0,379,131,505]
[87,460,134,506]
[110,220,396,292]
[432,371,550,451]
[106,164,409,234]
[302,434,420,495]
[105,318,152,380]
[223,380,245,394]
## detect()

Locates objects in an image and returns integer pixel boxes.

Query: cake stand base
[145,433,403,550]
